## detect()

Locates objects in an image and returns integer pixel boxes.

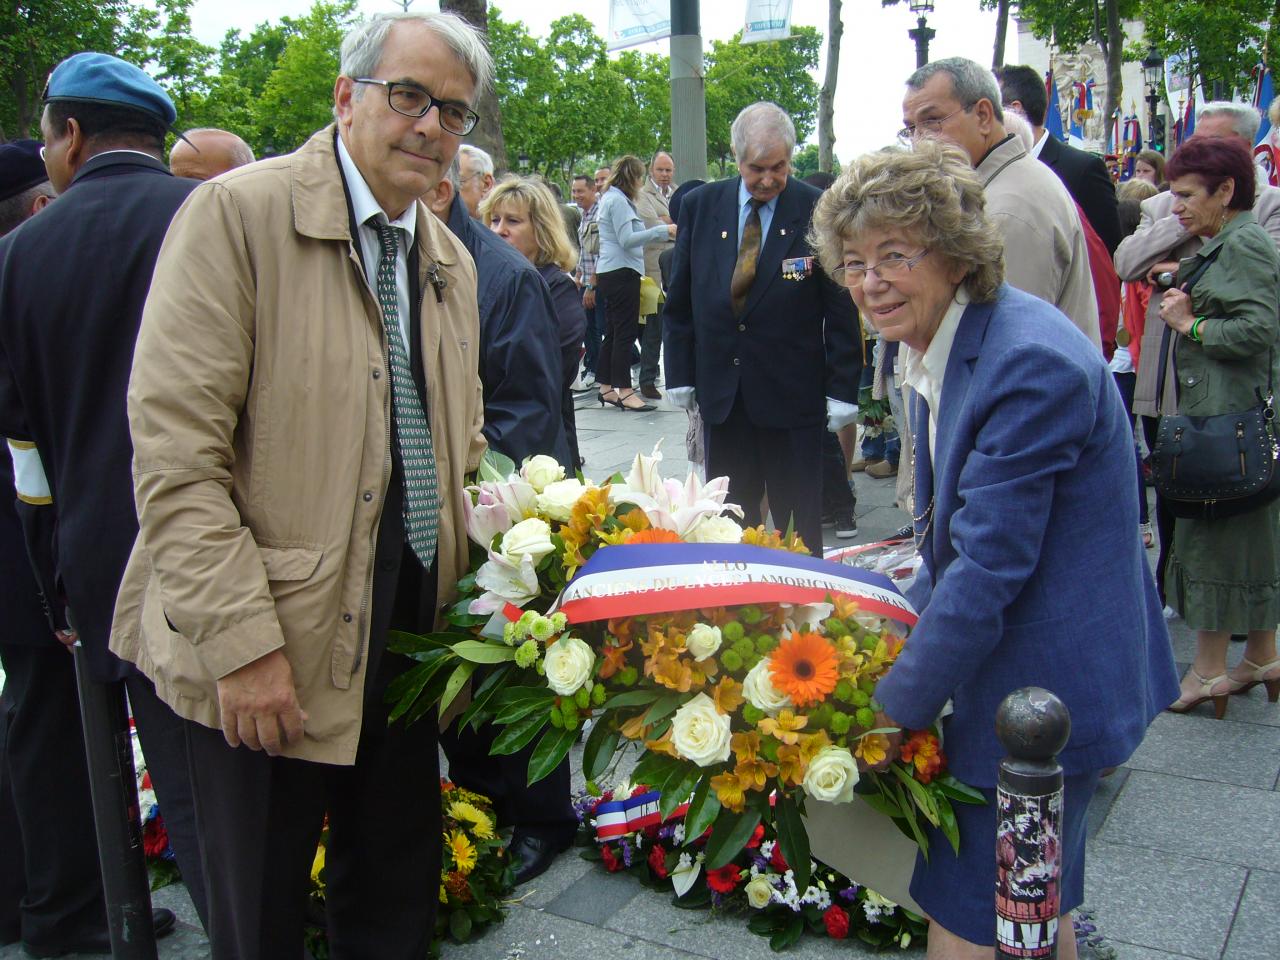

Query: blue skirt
[909,770,1100,946]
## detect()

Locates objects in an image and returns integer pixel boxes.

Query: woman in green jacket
[1158,136,1280,717]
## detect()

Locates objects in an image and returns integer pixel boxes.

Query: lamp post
[1141,44,1166,151]
[882,0,936,69]
[517,151,530,173]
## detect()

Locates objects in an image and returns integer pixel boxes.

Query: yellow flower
[439,871,449,904]
[310,844,325,887]
[854,732,890,767]
[447,829,478,876]
[713,676,746,715]
[710,770,747,812]
[448,800,495,840]
[758,709,808,745]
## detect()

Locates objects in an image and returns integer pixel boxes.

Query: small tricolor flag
[593,790,691,841]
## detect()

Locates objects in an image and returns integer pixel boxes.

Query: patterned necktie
[730,198,763,316]
[372,218,439,569]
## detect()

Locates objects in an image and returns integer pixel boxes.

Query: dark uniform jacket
[0,152,197,680]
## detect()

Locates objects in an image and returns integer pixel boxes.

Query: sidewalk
[4,388,1276,959]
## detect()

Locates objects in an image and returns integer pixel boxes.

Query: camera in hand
[1155,271,1176,289]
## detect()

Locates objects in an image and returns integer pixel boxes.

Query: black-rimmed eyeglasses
[352,78,479,136]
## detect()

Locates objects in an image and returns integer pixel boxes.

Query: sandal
[1140,521,1154,549]
[1225,657,1280,702]
[1167,669,1231,719]
[598,390,623,408]
[616,390,656,412]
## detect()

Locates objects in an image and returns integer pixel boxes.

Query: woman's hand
[1146,260,1181,286]
[1159,287,1196,335]
[666,223,677,240]
[582,287,596,310]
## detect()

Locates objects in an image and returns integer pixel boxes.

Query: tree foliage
[1138,0,1273,99]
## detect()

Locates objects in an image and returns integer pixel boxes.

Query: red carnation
[601,844,624,873]
[823,904,850,939]
[705,863,742,893]
[769,844,789,874]
[746,824,765,849]
[142,815,169,859]
[648,844,669,879]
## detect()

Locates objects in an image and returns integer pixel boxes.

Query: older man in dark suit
[663,102,860,553]
[997,64,1121,254]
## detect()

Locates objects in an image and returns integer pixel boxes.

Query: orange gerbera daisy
[627,527,682,544]
[768,631,840,706]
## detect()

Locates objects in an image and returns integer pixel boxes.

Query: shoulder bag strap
[1155,245,1226,414]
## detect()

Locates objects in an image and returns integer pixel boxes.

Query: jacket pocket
[256,544,323,581]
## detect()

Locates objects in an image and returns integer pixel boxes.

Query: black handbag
[1148,247,1280,519]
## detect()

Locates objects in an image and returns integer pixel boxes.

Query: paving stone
[512,849,596,911]
[1086,767,1130,839]
[1083,839,1247,959]
[1098,771,1280,870]
[1223,867,1280,960]
[543,864,645,923]
[1125,712,1280,789]
[152,881,203,933]
[1085,941,1197,960]
[439,904,703,960]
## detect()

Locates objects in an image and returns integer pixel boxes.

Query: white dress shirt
[900,288,970,460]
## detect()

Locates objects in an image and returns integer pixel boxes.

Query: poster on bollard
[995,788,1063,958]
[742,0,793,44]
[607,0,671,51]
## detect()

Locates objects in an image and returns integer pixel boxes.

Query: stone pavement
[4,385,1278,959]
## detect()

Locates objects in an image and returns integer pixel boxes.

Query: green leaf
[769,912,805,951]
[748,911,786,936]
[450,639,517,664]
[936,775,987,805]
[892,781,931,860]
[773,791,812,892]
[457,664,514,730]
[657,764,701,821]
[438,660,477,716]
[891,765,940,826]
[629,751,682,789]
[385,652,453,723]
[478,448,516,482]
[445,599,488,627]
[937,796,961,854]
[491,711,549,756]
[856,788,903,820]
[600,689,662,710]
[493,693,556,725]
[703,805,762,870]
[491,685,557,708]
[527,725,577,785]
[642,693,684,725]
[582,717,621,781]
[682,776,720,845]
[448,907,472,942]
[386,629,457,656]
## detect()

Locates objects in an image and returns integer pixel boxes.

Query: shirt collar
[738,178,778,215]
[336,134,417,242]
[649,178,671,198]
[902,287,970,397]
[1029,128,1048,159]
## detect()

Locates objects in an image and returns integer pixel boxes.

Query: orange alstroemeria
[775,743,806,787]
[710,770,747,812]
[713,676,746,715]
[901,730,946,784]
[854,732,890,767]
[598,638,633,680]
[645,728,678,757]
[649,650,695,692]
[758,709,808,745]
[730,730,762,763]
[619,713,649,741]
[734,755,777,792]
[799,730,831,763]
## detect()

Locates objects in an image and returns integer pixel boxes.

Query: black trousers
[820,429,856,516]
[596,268,642,389]
[0,643,103,948]
[560,340,581,469]
[705,390,824,554]
[185,544,441,960]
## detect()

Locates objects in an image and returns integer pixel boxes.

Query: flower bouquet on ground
[574,780,927,950]
[129,722,181,891]
[305,780,514,958]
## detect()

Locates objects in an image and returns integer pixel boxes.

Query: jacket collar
[1196,209,1256,259]
[975,134,1025,187]
[932,291,1000,479]
[290,125,455,265]
[70,149,170,187]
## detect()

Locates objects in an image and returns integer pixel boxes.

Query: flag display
[742,0,792,44]
[607,0,671,51]
[1044,69,1065,142]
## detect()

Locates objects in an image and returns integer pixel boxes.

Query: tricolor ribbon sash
[593,789,690,841]
[558,543,917,627]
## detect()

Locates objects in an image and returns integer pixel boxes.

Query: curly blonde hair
[480,176,577,272]
[809,140,1005,303]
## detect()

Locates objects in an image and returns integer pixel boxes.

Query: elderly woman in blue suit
[810,140,1178,958]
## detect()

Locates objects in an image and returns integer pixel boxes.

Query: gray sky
[183,0,1010,160]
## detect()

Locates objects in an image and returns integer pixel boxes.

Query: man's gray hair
[340,12,493,100]
[1199,100,1262,144]
[907,57,1005,124]
[446,153,463,190]
[459,143,494,176]
[731,103,796,159]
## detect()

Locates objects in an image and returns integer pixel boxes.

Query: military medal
[782,256,814,281]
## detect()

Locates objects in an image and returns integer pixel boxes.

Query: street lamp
[1141,44,1166,151]
[882,0,936,69]
[517,151,530,173]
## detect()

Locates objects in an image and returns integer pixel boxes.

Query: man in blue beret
[0,51,204,954]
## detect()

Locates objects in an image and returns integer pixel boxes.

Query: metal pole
[670,0,708,183]
[1147,89,1159,151]
[73,645,159,959]
[994,687,1071,960]
[908,16,935,69]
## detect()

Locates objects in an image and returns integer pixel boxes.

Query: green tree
[149,0,216,129]
[610,50,672,162]
[792,142,839,179]
[0,1,154,141]
[1138,0,1272,100]
[254,1,359,155]
[703,28,821,174]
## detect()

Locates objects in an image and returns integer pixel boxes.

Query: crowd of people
[0,10,1274,959]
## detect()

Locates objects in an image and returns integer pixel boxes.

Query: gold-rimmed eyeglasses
[898,106,972,142]
[834,249,931,288]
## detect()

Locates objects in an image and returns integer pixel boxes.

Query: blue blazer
[662,177,860,428]
[875,285,1178,786]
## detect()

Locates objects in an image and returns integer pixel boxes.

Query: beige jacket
[1114,184,1280,417]
[634,179,675,282]
[978,136,1101,349]
[110,127,487,765]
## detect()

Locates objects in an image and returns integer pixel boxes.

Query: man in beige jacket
[110,12,489,958]
[903,57,1101,349]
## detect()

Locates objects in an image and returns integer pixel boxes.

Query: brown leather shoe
[640,384,662,400]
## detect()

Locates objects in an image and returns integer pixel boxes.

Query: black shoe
[511,832,572,885]
[640,384,662,400]
[893,524,912,540]
[23,908,176,957]
[834,511,857,539]
[1231,633,1248,642]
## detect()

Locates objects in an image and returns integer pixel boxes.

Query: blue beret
[44,52,176,127]
[0,140,48,202]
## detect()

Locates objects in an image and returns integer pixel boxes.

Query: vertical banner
[742,0,793,45]
[607,0,672,51]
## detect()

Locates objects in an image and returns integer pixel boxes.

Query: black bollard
[72,645,159,959]
[994,686,1071,960]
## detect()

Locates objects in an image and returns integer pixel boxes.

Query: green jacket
[1175,211,1280,416]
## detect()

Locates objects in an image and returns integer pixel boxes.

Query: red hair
[1165,137,1257,210]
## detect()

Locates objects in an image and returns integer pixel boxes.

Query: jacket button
[733,358,740,366]
[362,491,374,502]
[738,324,745,332]
[372,369,382,380]
[342,612,353,623]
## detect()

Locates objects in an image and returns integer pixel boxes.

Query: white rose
[499,517,556,564]
[744,874,774,909]
[743,659,792,715]
[521,454,565,493]
[686,514,744,544]
[536,478,587,522]
[543,635,595,696]
[669,693,732,767]
[802,745,860,804]
[685,622,723,662]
